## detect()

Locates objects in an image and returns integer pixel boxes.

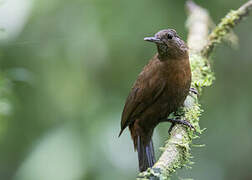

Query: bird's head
[144,29,188,60]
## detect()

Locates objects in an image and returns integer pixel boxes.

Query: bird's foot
[190,87,198,95]
[168,122,175,135]
[165,118,195,134]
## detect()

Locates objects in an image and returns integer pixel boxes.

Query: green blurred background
[0,0,251,179]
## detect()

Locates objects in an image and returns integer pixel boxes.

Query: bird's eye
[167,34,173,39]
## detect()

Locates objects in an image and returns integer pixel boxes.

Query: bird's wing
[119,77,166,136]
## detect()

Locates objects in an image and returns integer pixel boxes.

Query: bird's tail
[137,136,156,172]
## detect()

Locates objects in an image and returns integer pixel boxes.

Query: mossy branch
[202,0,252,58]
[137,1,252,179]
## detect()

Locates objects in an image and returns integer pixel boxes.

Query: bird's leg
[190,87,198,95]
[160,117,195,134]
[168,122,175,135]
[167,118,195,129]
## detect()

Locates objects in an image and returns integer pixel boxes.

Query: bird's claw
[190,88,198,95]
[168,123,175,135]
[166,118,195,134]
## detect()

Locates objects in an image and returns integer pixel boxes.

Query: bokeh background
[0,0,251,179]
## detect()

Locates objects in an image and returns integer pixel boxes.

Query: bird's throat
[157,44,169,60]
[157,44,188,60]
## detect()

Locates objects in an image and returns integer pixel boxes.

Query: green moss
[210,10,239,43]
[190,53,215,94]
[202,9,241,57]
[138,131,192,180]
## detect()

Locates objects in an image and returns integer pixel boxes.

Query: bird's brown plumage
[119,29,191,172]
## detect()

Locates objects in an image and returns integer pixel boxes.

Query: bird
[119,29,192,172]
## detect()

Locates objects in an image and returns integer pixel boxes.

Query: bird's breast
[158,58,191,111]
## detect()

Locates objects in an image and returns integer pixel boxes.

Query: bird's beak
[144,37,163,44]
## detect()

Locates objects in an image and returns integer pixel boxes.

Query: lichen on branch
[202,0,252,57]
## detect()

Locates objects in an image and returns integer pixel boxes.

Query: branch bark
[137,0,252,179]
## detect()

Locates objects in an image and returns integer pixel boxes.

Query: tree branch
[202,0,252,58]
[137,1,252,179]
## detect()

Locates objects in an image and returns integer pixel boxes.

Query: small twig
[201,0,252,58]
